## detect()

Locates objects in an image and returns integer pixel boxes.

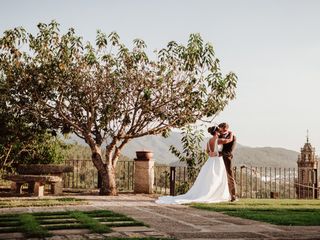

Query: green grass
[192,199,320,226]
[70,211,112,233]
[0,209,153,237]
[0,197,86,208]
[19,213,51,238]
[37,219,79,224]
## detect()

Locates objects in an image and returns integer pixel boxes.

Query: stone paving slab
[64,235,86,240]
[172,231,267,239]
[0,232,24,239]
[49,229,90,235]
[112,226,155,232]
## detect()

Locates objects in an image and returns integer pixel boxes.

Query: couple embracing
[156,122,237,204]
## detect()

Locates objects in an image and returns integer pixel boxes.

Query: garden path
[82,194,320,239]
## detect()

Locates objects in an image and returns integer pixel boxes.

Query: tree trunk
[103,164,117,195]
[91,148,117,195]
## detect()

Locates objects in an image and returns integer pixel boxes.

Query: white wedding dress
[156,139,230,204]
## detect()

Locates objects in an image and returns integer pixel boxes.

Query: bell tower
[296,131,319,198]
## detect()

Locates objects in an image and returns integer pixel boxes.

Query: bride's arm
[218,131,234,144]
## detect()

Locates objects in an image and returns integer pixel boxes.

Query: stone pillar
[134,151,154,194]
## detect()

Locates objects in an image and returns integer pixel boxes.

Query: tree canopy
[0,21,237,194]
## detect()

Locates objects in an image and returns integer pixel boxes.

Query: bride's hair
[208,126,219,135]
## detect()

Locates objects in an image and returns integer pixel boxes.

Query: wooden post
[288,168,291,199]
[245,167,248,198]
[283,168,286,198]
[240,167,243,198]
[255,167,258,198]
[274,168,277,193]
[170,167,176,196]
[259,167,262,198]
[264,167,267,198]
[250,166,253,198]
[295,168,298,199]
[269,167,272,198]
[279,168,281,198]
[315,169,318,199]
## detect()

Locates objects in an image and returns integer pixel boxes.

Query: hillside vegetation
[67,132,299,168]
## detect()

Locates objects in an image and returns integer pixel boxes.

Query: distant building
[296,134,319,199]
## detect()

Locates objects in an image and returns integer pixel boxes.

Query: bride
[156,126,234,204]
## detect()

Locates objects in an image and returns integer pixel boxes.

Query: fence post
[170,167,176,196]
[250,166,253,198]
[315,169,318,199]
[240,166,243,198]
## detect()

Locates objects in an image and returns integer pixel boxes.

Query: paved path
[0,194,320,239]
[81,194,320,240]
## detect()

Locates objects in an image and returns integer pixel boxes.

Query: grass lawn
[192,199,320,226]
[0,210,171,239]
[0,197,87,208]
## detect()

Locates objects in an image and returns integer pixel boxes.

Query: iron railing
[155,165,319,199]
[63,159,134,192]
[63,159,319,199]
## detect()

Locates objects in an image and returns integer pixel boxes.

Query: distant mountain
[67,132,299,168]
[121,132,298,168]
[233,145,298,168]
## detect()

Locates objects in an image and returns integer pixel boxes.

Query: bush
[0,133,69,174]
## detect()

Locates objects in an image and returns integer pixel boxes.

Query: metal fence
[154,165,319,199]
[63,160,319,199]
[63,159,134,192]
[63,160,171,193]
[234,166,298,199]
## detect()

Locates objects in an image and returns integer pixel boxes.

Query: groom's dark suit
[219,132,237,201]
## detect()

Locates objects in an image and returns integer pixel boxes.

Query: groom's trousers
[222,154,237,200]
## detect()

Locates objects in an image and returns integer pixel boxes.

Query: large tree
[0,21,237,195]
[0,74,67,173]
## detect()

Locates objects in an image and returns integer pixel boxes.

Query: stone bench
[3,174,62,197]
[3,164,73,197]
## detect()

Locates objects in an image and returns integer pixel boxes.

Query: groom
[218,122,237,202]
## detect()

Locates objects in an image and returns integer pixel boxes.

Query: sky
[1,0,320,151]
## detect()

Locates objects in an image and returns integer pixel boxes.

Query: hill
[121,132,298,168]
[233,145,298,168]
[67,132,299,168]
